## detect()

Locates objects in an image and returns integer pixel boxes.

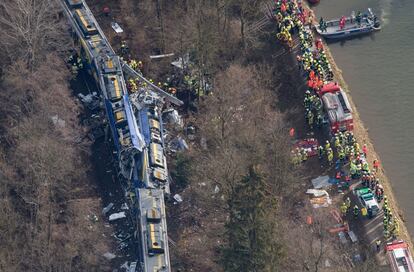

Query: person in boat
[356,11,362,26]
[319,17,327,32]
[319,17,324,27]
[339,16,346,30]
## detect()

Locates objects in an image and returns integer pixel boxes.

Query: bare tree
[0,0,69,69]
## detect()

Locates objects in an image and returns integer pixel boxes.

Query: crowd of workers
[118,41,179,95]
[67,51,84,76]
[120,40,211,98]
[274,0,400,243]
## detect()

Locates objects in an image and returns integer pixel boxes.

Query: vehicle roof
[322,90,353,123]
[363,198,379,209]
[357,187,371,195]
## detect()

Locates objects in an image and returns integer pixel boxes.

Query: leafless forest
[0,0,111,271]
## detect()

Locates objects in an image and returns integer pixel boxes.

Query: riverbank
[323,39,413,246]
[306,1,414,254]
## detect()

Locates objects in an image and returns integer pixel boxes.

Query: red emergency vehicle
[386,240,414,272]
[318,82,353,134]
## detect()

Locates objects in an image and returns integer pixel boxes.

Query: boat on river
[316,8,381,40]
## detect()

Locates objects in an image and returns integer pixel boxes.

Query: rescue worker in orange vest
[168,87,177,95]
[362,144,368,157]
[373,159,380,172]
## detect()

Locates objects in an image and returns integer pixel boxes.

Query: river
[311,0,414,238]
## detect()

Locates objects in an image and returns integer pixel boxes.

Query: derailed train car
[60,0,174,271]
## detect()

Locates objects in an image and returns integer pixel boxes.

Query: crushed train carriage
[60,0,182,271]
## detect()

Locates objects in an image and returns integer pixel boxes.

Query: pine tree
[221,165,282,272]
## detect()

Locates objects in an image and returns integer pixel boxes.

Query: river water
[312,0,414,237]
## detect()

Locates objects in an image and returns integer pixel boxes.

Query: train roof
[137,189,170,272]
[60,1,177,270]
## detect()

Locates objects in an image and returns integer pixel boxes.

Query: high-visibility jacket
[340,204,347,214]
[361,207,367,216]
[353,206,359,215]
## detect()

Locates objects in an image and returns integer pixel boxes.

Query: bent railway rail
[60,0,180,271]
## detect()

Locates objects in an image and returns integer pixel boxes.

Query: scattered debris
[102,203,114,215]
[171,54,190,69]
[103,252,116,260]
[213,185,220,194]
[306,189,331,208]
[306,215,312,225]
[109,212,126,221]
[338,231,348,244]
[87,213,99,222]
[111,22,123,33]
[149,53,175,59]
[121,203,129,210]
[163,108,183,128]
[352,254,363,264]
[329,223,349,233]
[78,93,100,110]
[306,189,328,197]
[200,137,207,149]
[311,175,331,189]
[178,137,189,150]
[348,230,358,243]
[309,195,332,208]
[118,242,128,250]
[168,136,189,153]
[120,261,129,270]
[83,114,105,141]
[51,115,66,128]
[173,194,183,203]
[186,124,196,135]
[129,261,137,272]
[330,209,343,224]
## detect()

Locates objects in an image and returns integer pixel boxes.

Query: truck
[354,187,380,217]
[386,240,414,272]
[318,82,353,134]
